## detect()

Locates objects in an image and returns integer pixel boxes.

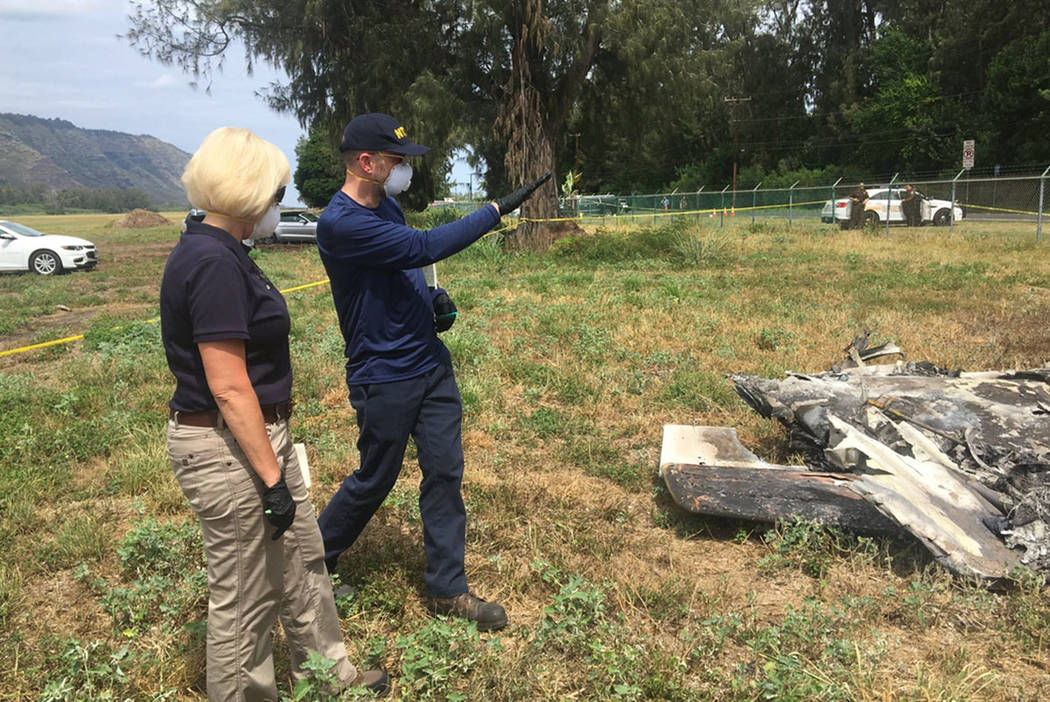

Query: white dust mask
[384,162,413,196]
[248,204,281,245]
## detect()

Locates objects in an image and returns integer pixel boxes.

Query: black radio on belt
[433,291,457,333]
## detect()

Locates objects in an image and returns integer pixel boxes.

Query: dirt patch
[19,570,110,642]
[102,239,176,265]
[112,209,172,229]
[0,302,153,370]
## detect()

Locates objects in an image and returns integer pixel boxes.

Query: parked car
[575,194,631,216]
[179,208,320,242]
[0,220,97,275]
[821,188,963,228]
[272,210,319,242]
[180,208,207,233]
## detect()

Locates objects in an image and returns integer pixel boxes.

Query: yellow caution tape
[492,199,830,226]
[279,279,332,294]
[957,202,1040,217]
[0,333,88,358]
[0,279,333,359]
[1,199,839,358]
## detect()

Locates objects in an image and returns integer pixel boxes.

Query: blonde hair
[182,127,290,221]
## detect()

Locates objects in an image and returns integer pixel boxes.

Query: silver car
[273,210,319,242]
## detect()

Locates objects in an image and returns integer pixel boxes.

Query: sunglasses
[274,185,286,204]
[376,152,404,166]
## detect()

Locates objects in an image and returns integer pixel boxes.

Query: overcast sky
[0,0,315,204]
[0,0,473,206]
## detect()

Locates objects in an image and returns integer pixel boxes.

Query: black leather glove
[494,172,552,215]
[263,477,296,540]
[433,291,458,333]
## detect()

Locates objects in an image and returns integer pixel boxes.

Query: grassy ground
[1,212,1049,700]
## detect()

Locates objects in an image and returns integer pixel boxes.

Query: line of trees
[0,182,154,214]
[125,0,1050,248]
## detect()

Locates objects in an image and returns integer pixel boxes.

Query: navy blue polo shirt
[316,191,499,385]
[160,220,292,412]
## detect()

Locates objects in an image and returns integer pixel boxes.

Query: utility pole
[723,96,751,211]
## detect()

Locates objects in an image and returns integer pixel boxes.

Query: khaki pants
[169,418,357,702]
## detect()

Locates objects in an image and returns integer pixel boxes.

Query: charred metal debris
[660,334,1050,579]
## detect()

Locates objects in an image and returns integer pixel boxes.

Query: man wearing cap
[315,112,547,631]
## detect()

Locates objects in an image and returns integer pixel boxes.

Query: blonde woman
[160,127,388,701]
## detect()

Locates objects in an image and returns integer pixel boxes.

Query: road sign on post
[962,139,975,169]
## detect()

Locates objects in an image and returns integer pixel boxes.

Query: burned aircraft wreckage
[660,336,1050,579]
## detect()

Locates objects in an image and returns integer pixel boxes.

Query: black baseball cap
[338,113,430,155]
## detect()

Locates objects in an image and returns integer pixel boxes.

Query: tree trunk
[497,0,562,252]
[508,129,559,252]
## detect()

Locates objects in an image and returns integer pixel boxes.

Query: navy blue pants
[318,359,467,599]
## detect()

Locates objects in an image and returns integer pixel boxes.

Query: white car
[821,188,963,228]
[0,220,98,275]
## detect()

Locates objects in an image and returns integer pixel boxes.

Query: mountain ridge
[0,112,191,206]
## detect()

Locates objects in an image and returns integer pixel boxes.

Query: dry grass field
[1,212,1048,700]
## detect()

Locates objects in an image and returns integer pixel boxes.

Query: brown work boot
[427,591,507,631]
[349,668,390,697]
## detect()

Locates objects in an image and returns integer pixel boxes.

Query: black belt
[169,401,293,427]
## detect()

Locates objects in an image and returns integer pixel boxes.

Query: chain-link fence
[534,168,1050,239]
[440,168,1050,238]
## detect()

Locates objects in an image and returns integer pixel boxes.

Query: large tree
[126,1,463,210]
[846,26,958,175]
[292,129,343,209]
[125,0,727,249]
[981,30,1050,166]
[127,0,1045,222]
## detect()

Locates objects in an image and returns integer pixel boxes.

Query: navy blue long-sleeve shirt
[316,191,500,385]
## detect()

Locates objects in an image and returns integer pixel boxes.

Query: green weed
[82,316,162,358]
[520,406,567,439]
[534,575,608,654]
[759,518,849,579]
[88,517,206,637]
[281,651,364,702]
[39,638,177,701]
[396,619,500,701]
